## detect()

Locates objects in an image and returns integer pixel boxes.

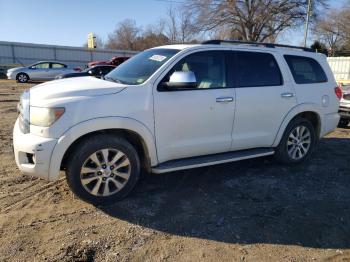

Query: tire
[16,73,29,83]
[338,119,349,128]
[65,134,140,206]
[275,117,316,165]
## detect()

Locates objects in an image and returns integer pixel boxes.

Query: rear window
[236,51,283,87]
[284,55,327,84]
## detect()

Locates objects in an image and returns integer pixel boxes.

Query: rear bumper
[13,118,58,180]
[339,106,350,120]
[320,112,340,137]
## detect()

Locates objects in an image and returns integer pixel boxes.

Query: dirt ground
[0,79,350,262]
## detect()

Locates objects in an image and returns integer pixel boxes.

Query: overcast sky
[0,0,348,47]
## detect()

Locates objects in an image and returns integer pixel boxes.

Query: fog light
[26,153,35,164]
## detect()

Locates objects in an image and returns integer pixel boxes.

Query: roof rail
[202,40,315,52]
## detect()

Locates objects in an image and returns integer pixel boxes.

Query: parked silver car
[7,61,78,83]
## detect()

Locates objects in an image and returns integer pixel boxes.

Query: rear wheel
[338,119,349,128]
[65,135,140,206]
[16,73,29,83]
[275,117,316,165]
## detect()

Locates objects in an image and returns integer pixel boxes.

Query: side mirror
[163,71,197,89]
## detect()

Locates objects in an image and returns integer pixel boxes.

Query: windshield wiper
[104,76,124,84]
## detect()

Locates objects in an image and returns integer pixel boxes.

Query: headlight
[30,107,65,127]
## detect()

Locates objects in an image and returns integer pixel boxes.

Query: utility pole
[303,0,312,47]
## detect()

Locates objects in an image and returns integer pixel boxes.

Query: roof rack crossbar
[202,40,315,52]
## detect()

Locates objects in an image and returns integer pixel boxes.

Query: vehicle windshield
[105,48,180,85]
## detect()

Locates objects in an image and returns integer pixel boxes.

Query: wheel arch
[61,129,152,173]
[16,72,30,81]
[48,117,157,181]
[272,104,322,147]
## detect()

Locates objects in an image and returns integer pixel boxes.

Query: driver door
[29,62,50,80]
[153,50,236,163]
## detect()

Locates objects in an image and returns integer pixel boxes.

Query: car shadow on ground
[100,137,350,249]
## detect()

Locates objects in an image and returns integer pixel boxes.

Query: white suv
[13,40,341,205]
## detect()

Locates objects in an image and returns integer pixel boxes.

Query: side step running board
[152,148,274,174]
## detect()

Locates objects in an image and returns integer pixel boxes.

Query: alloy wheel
[18,74,27,83]
[80,148,131,197]
[287,125,311,160]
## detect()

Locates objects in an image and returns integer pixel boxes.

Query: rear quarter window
[284,55,327,84]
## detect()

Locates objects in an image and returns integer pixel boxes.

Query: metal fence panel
[0,41,137,68]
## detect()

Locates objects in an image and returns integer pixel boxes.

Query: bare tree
[312,3,350,54]
[313,9,344,54]
[164,6,198,43]
[106,19,140,50]
[165,7,178,43]
[185,0,327,43]
[106,19,171,51]
[338,5,350,50]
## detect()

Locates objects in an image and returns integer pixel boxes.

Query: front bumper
[13,118,58,180]
[7,71,16,80]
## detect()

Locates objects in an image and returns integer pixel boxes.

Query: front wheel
[275,117,316,165]
[16,73,29,83]
[65,135,140,206]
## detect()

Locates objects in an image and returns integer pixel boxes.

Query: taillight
[335,85,342,100]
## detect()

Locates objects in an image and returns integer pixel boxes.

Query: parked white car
[7,61,78,83]
[13,40,341,205]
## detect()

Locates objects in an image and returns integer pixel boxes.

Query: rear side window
[284,55,327,84]
[236,51,283,87]
[51,63,66,68]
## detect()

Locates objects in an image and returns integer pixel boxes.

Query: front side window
[105,48,179,85]
[236,51,283,87]
[161,51,227,89]
[32,62,49,69]
[284,55,327,84]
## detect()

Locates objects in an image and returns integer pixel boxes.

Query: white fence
[327,57,350,81]
[0,41,137,68]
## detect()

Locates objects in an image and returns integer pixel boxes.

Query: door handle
[281,92,295,98]
[216,97,234,103]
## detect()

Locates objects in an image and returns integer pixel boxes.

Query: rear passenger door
[49,63,67,79]
[231,51,297,150]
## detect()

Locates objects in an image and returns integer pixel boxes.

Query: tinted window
[101,66,114,75]
[284,55,327,84]
[236,52,282,87]
[163,51,227,89]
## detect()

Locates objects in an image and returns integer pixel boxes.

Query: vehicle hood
[30,76,127,105]
[8,66,25,72]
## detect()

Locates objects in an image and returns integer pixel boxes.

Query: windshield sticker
[149,55,167,62]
